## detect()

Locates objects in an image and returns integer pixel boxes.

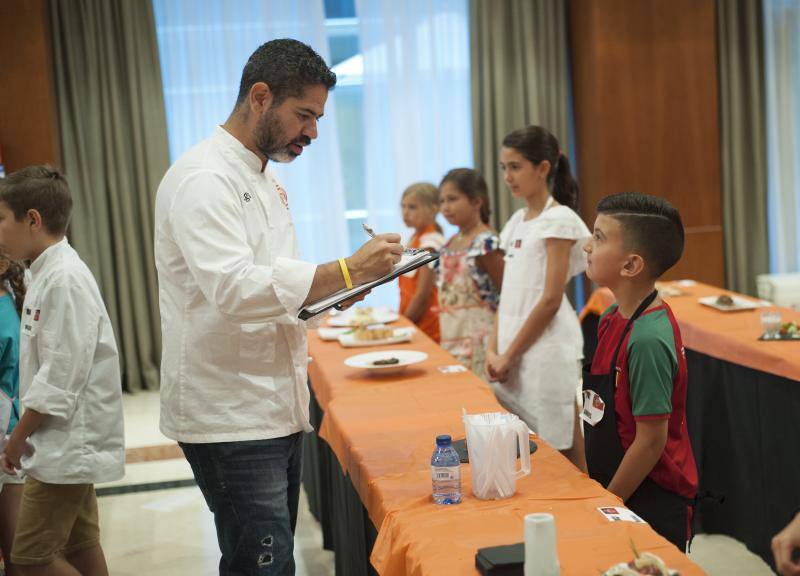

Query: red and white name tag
[581,390,605,426]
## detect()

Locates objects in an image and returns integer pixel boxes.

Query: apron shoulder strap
[608,289,659,374]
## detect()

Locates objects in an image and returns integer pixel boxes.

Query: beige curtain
[717,0,770,295]
[50,0,168,391]
[470,0,571,228]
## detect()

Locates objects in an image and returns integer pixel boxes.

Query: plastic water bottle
[431,434,462,505]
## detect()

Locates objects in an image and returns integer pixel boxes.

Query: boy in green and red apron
[582,192,698,551]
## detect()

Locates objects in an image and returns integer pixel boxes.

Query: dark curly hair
[0,255,26,316]
[236,38,336,107]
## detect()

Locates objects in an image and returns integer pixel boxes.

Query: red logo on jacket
[277,185,289,209]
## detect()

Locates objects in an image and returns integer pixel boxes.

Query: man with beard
[154,39,402,575]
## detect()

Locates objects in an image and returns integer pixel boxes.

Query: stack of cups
[524,513,560,576]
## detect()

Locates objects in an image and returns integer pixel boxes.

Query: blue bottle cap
[435,434,452,447]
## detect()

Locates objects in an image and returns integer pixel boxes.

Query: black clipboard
[298,251,439,320]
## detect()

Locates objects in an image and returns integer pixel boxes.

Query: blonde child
[0,254,24,576]
[435,169,504,380]
[487,126,590,471]
[399,182,445,342]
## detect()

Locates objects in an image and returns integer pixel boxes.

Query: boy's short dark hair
[597,192,684,278]
[0,165,73,235]
[236,38,337,107]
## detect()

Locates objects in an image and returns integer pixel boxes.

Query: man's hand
[773,512,800,576]
[347,234,403,285]
[335,290,371,311]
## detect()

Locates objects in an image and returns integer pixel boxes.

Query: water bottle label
[431,466,460,481]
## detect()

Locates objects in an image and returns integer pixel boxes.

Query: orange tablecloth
[307,319,705,575]
[579,281,800,382]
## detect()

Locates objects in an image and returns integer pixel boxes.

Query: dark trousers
[180,432,304,575]
[628,477,691,551]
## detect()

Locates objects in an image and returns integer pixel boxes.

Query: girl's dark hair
[501,126,579,211]
[439,168,491,224]
[0,257,26,316]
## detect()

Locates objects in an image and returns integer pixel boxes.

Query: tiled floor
[99,390,334,576]
[92,391,775,575]
[99,484,334,576]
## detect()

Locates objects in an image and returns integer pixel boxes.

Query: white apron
[493,199,591,450]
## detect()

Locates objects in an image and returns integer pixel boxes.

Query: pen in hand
[362,223,421,255]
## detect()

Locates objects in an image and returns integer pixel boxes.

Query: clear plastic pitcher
[463,411,532,499]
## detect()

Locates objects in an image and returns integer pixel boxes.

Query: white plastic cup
[524,513,560,576]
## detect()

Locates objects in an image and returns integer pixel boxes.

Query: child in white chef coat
[0,166,124,574]
[486,126,590,471]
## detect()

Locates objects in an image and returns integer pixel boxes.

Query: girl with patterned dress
[435,169,504,380]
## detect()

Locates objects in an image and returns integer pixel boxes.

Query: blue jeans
[180,433,303,576]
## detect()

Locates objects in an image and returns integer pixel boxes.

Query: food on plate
[372,357,400,366]
[603,545,677,576]
[351,307,376,325]
[780,321,799,335]
[715,295,734,307]
[353,327,395,341]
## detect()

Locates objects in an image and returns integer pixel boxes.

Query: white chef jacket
[19,238,125,483]
[155,126,318,443]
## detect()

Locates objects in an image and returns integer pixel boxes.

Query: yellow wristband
[339,258,353,290]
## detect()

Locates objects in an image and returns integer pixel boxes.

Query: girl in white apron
[435,169,504,380]
[486,126,590,471]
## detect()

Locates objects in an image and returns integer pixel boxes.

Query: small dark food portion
[715,295,734,306]
[373,357,400,366]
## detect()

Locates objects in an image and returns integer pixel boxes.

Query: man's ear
[249,82,274,115]
[620,253,646,278]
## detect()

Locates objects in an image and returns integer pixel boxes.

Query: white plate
[318,325,385,341]
[328,307,399,327]
[344,349,428,375]
[338,327,415,348]
[317,327,351,341]
[698,295,762,312]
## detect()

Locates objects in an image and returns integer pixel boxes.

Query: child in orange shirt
[398,182,445,341]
